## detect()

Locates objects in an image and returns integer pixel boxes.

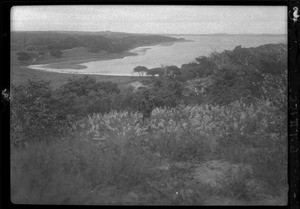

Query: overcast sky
[11,6,287,34]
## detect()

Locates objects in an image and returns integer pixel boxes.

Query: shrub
[147,67,164,77]
[52,76,120,119]
[10,80,66,145]
[50,49,62,58]
[16,51,33,62]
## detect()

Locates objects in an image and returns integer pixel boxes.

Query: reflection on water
[28,35,287,75]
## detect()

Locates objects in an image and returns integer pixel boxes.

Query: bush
[10,80,66,145]
[147,67,164,77]
[51,76,120,119]
[16,51,33,62]
[50,49,62,58]
[57,76,120,97]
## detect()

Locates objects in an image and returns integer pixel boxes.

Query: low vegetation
[11,31,181,64]
[10,43,287,205]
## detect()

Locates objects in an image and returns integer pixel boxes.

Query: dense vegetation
[11,31,181,63]
[11,43,287,205]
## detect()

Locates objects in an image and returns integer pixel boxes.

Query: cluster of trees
[134,43,286,105]
[11,75,188,145]
[11,77,117,144]
[133,65,182,77]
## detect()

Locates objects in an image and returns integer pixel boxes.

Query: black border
[1,0,298,208]
[288,1,300,209]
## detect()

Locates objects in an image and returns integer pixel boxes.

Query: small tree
[133,66,149,76]
[16,51,32,62]
[50,49,62,58]
[26,46,37,52]
[166,65,182,77]
[147,67,164,77]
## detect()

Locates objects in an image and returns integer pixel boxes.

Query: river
[27,34,287,76]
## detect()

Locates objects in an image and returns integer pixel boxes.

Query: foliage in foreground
[11,98,287,204]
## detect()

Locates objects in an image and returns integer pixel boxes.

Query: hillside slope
[11,31,182,54]
[10,43,287,205]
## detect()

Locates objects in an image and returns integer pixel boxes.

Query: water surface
[28,35,287,75]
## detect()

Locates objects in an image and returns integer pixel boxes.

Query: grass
[11,101,288,205]
[11,137,159,204]
[35,48,136,64]
[45,62,88,70]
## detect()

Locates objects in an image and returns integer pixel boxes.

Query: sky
[11,6,287,34]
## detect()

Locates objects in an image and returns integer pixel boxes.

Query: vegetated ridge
[11,31,184,65]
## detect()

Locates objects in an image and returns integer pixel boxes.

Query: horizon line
[11,30,287,36]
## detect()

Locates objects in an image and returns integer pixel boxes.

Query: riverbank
[11,64,153,89]
[27,39,187,71]
[11,59,152,90]
[27,49,137,70]
[11,39,186,88]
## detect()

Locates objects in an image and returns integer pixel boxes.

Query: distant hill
[158,33,287,36]
[11,31,182,53]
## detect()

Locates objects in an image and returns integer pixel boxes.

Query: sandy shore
[29,39,187,71]
[35,51,136,70]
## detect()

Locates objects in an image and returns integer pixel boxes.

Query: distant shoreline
[29,50,136,70]
[27,39,187,71]
[160,33,287,36]
[13,31,286,36]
